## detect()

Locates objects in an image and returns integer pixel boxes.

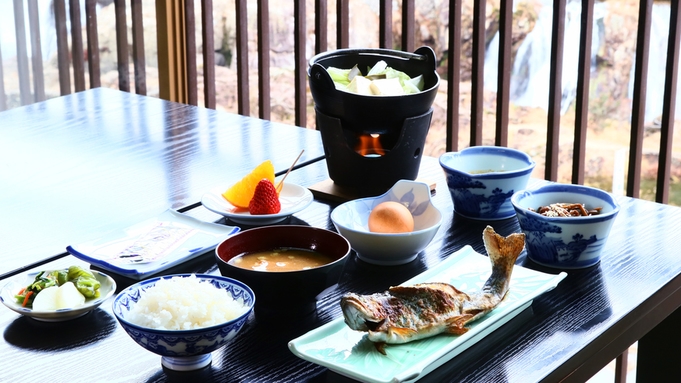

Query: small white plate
[201,183,314,225]
[67,209,239,280]
[0,270,116,322]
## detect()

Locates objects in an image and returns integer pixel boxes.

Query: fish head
[340,293,386,332]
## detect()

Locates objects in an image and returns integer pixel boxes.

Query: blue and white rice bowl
[511,184,620,269]
[331,179,442,265]
[112,274,255,371]
[439,146,535,220]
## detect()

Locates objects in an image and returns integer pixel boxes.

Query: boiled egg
[368,201,414,233]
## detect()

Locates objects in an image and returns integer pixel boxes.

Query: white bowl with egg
[112,274,254,371]
[331,179,442,265]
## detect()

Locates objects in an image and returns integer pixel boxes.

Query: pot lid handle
[413,46,438,72]
[309,62,337,92]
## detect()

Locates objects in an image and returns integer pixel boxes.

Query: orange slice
[222,160,275,208]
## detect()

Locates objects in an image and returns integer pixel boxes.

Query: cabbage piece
[367,60,388,76]
[326,67,352,87]
[403,74,425,94]
[347,65,360,81]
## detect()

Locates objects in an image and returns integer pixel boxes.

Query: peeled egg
[368,201,414,233]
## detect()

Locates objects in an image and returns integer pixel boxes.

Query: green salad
[326,60,425,96]
[15,266,101,308]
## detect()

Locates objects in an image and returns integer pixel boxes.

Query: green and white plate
[0,270,116,322]
[288,245,567,383]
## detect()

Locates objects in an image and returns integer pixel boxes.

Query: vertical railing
[446,0,462,152]
[0,40,5,111]
[655,0,680,204]
[470,0,486,146]
[69,0,85,92]
[27,0,45,103]
[627,0,653,199]
[235,0,249,115]
[257,0,270,119]
[85,0,101,89]
[545,0,567,181]
[495,0,513,148]
[13,0,32,105]
[294,0,306,127]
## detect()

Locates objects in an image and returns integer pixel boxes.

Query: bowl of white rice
[112,274,254,371]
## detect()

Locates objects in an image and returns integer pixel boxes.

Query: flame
[355,134,385,156]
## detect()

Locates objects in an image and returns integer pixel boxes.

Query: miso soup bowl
[511,183,620,269]
[439,146,536,220]
[215,225,350,317]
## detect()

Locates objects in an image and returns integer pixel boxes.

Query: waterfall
[627,2,681,124]
[485,0,607,115]
[0,0,89,62]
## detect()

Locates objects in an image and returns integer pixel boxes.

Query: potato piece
[346,75,373,95]
[370,78,405,96]
[32,286,59,311]
[56,281,86,309]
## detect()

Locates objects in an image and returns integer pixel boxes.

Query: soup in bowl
[215,225,350,317]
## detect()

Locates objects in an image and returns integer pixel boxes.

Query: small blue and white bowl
[112,274,255,371]
[331,179,442,265]
[440,146,536,220]
[511,184,620,269]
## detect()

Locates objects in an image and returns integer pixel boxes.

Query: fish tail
[481,225,525,296]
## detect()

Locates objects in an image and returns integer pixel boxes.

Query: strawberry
[248,179,281,215]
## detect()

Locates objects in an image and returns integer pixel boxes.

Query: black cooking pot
[308,46,440,134]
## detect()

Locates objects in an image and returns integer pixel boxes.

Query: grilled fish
[340,225,525,354]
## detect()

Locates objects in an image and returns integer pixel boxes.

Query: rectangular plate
[66,209,239,280]
[288,245,567,383]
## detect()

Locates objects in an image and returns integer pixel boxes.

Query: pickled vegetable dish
[14,266,101,308]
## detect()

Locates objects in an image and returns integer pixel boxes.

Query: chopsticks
[276,150,304,193]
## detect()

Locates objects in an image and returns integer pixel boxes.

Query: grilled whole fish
[340,226,525,353]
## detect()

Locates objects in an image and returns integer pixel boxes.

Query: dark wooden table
[1,91,681,382]
[0,88,325,279]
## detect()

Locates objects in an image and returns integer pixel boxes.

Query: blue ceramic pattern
[380,186,431,218]
[517,216,602,268]
[440,146,535,220]
[445,172,514,219]
[113,274,255,358]
[511,183,620,269]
